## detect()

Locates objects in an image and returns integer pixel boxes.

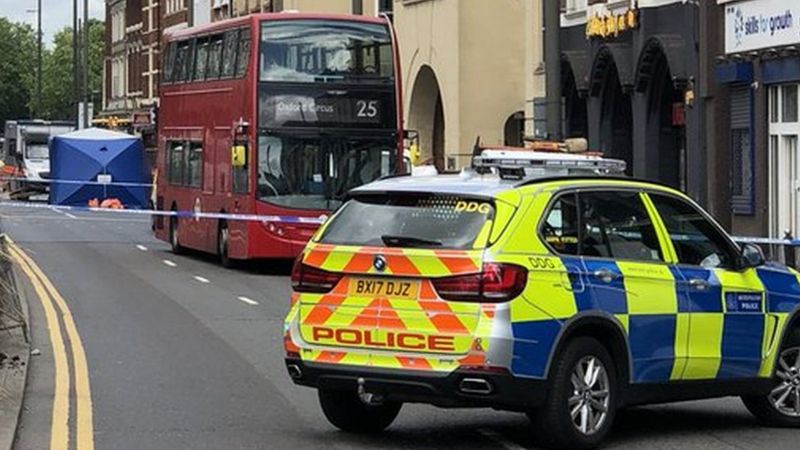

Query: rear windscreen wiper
[381,235,443,248]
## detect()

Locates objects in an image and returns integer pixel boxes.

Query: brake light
[432,263,527,303]
[291,256,342,293]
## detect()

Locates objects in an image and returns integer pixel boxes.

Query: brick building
[103,0,190,161]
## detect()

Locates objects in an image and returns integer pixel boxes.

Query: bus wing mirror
[232,145,247,168]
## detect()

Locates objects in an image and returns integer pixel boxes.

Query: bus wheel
[218,224,235,269]
[169,216,184,255]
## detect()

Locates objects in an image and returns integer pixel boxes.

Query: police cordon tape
[0,199,798,246]
[0,201,327,224]
[0,175,153,188]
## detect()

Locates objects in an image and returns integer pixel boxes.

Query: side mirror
[741,243,765,269]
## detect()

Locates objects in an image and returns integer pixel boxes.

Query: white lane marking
[50,206,77,219]
[136,245,148,251]
[237,296,259,306]
[193,276,210,284]
[163,260,177,267]
[477,429,527,450]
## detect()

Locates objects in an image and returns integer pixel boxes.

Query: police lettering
[311,327,456,351]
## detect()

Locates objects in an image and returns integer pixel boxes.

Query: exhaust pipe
[357,377,384,405]
[459,378,493,395]
[287,364,303,380]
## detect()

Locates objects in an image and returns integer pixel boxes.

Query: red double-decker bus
[154,12,403,266]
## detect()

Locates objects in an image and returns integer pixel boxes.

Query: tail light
[291,256,342,293]
[432,263,527,303]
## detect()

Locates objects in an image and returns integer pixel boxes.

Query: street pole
[83,0,89,129]
[544,0,562,141]
[73,0,79,125]
[36,0,42,118]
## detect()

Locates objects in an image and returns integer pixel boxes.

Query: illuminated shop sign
[586,8,639,39]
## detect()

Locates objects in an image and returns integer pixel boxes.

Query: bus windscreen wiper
[381,235,442,248]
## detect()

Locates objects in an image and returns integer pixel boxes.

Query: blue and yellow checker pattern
[494,182,800,385]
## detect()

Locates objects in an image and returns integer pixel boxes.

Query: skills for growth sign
[725,0,800,54]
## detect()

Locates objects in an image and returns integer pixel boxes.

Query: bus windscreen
[256,134,396,211]
[260,20,394,84]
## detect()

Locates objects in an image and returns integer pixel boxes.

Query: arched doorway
[562,58,588,140]
[636,40,684,188]
[504,111,525,147]
[591,49,632,174]
[408,65,445,171]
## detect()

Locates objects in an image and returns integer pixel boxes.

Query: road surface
[1,204,797,449]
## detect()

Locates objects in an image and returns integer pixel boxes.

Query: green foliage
[38,20,105,121]
[0,17,105,126]
[0,18,37,127]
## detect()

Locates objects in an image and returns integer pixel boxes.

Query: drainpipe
[545,0,562,141]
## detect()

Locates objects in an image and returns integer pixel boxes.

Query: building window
[167,0,187,15]
[783,85,799,123]
[562,0,588,13]
[768,84,800,239]
[377,0,393,14]
[730,85,754,215]
[111,11,125,42]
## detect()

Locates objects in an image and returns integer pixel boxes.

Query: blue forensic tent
[49,128,149,208]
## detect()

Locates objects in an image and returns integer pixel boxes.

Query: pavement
[0,203,798,449]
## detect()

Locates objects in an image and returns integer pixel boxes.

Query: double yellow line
[6,237,94,450]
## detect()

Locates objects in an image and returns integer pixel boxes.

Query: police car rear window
[319,195,495,249]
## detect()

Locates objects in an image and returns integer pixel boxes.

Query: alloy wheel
[771,346,800,417]
[569,355,611,435]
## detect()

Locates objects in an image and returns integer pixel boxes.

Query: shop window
[770,86,779,123]
[731,128,753,214]
[730,85,754,215]
[783,85,798,123]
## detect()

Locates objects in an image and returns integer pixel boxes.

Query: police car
[284,154,800,448]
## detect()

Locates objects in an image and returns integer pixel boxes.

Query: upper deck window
[260,20,393,84]
[162,27,250,84]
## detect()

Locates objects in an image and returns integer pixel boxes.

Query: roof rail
[376,172,412,182]
[513,175,682,191]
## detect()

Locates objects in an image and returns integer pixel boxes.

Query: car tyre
[318,388,402,434]
[217,223,235,269]
[742,329,800,427]
[169,216,184,255]
[529,337,617,449]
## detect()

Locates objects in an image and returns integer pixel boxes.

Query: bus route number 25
[357,100,379,118]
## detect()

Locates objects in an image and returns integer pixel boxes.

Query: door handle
[593,268,619,284]
[688,278,710,291]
